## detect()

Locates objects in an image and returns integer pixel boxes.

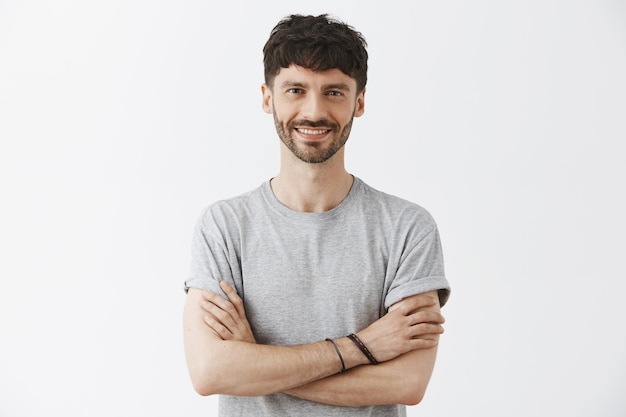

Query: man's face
[262,65,365,164]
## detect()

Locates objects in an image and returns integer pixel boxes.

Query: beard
[272,108,354,164]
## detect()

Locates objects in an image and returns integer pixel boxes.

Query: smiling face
[262,65,365,164]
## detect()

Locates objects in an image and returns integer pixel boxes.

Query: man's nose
[300,93,328,121]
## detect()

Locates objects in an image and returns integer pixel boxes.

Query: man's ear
[354,88,366,117]
[261,84,273,114]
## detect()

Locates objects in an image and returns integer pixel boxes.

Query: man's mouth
[296,128,331,135]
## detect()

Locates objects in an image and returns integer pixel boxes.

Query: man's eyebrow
[323,83,352,92]
[280,80,308,89]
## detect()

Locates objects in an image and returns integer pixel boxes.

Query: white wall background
[1,1,625,416]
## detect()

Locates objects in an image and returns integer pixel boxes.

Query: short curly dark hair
[263,14,368,92]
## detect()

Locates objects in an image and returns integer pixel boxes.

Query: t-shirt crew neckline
[261,176,362,222]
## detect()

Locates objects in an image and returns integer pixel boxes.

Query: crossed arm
[183,281,445,407]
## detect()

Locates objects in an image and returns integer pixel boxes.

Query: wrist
[347,333,379,365]
[333,336,371,369]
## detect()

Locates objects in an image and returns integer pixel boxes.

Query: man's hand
[199,281,256,343]
[355,293,445,363]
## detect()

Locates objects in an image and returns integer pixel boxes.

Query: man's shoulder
[197,181,268,225]
[213,181,267,208]
[357,179,436,228]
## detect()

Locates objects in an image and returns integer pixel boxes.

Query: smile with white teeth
[297,128,330,135]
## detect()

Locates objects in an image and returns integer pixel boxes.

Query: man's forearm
[189,339,343,396]
[184,289,370,396]
[284,345,439,407]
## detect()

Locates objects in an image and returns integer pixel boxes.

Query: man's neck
[270,149,354,213]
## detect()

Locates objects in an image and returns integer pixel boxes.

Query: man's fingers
[202,290,230,309]
[203,314,233,339]
[392,294,438,314]
[201,299,237,328]
[202,289,238,318]
[200,289,239,329]
[219,280,234,293]
[410,322,445,337]
[409,337,440,350]
[408,310,445,326]
[219,281,246,318]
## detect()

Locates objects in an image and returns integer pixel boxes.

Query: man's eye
[287,88,303,94]
[327,91,343,97]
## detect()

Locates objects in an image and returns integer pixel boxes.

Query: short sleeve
[184,208,235,297]
[384,225,450,309]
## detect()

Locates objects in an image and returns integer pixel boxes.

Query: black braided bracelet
[325,338,346,373]
[347,333,379,365]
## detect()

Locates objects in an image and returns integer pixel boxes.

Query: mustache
[289,119,338,130]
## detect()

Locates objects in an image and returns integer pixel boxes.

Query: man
[183,14,451,416]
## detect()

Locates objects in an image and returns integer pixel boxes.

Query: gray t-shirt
[185,177,450,417]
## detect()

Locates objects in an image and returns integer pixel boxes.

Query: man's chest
[237,223,393,345]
